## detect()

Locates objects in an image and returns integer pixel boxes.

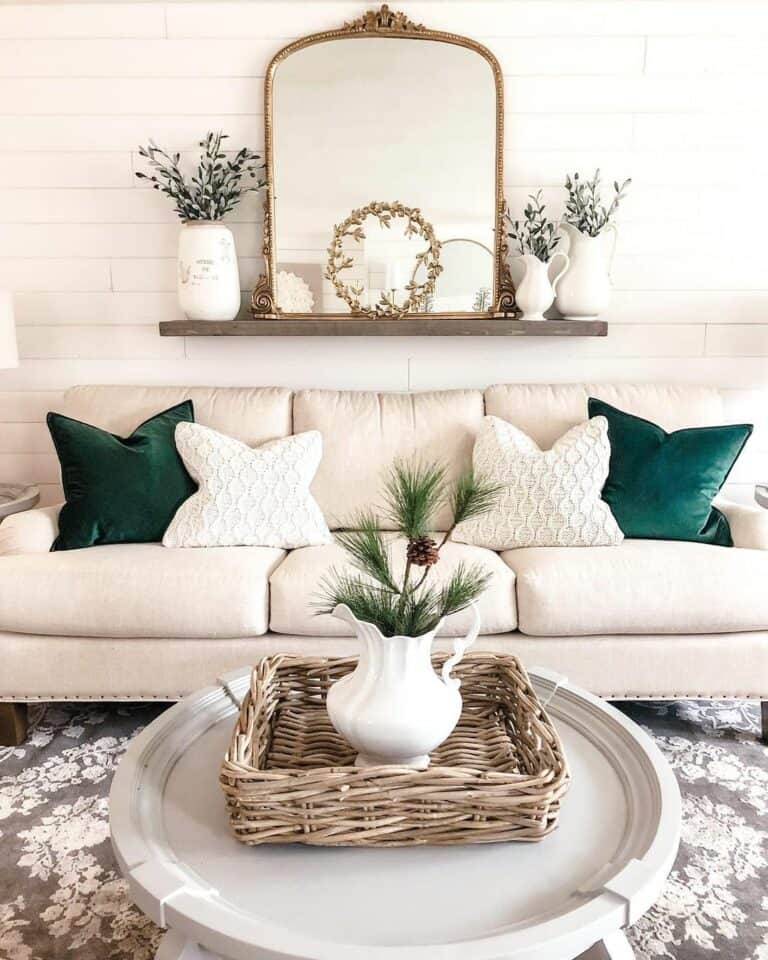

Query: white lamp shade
[0,290,18,369]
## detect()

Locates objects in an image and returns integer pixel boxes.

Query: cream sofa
[1,382,767,744]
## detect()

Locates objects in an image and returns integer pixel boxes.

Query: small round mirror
[412,238,494,312]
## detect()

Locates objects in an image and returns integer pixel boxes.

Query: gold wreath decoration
[325,201,442,319]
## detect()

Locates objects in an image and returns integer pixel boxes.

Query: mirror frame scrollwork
[251,4,515,319]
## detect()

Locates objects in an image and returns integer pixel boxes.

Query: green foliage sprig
[135,131,265,222]
[316,461,502,637]
[563,169,631,237]
[505,190,560,262]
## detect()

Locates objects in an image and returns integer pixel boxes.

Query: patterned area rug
[0,699,765,960]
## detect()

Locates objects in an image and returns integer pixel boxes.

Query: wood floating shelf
[159,317,608,338]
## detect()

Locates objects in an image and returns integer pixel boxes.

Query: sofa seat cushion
[270,537,517,636]
[503,540,768,636]
[0,543,285,638]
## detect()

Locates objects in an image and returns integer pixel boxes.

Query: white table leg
[155,929,222,960]
[577,930,635,960]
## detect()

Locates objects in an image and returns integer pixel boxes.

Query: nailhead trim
[1,694,182,702]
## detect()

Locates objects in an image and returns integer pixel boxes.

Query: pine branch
[438,563,492,619]
[318,460,499,637]
[382,460,445,540]
[448,469,503,529]
[315,573,442,637]
[315,574,401,635]
[400,590,442,637]
[334,513,400,594]
[404,469,501,594]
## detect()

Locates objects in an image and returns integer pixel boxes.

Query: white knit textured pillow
[454,415,623,549]
[163,422,332,549]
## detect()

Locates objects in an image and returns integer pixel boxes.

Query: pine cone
[407,535,439,567]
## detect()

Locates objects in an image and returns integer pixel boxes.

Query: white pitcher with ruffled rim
[326,601,481,769]
[509,252,569,322]
[555,221,618,320]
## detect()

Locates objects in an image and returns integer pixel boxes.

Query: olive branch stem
[504,190,561,262]
[135,130,266,222]
[563,169,631,237]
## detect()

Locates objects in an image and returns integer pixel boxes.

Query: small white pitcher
[509,252,569,322]
[555,222,618,320]
[326,602,481,769]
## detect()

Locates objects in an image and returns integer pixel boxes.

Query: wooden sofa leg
[0,703,28,746]
[762,701,768,745]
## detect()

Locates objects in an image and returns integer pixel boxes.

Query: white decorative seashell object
[276,270,315,313]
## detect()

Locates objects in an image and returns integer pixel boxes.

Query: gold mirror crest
[343,4,426,33]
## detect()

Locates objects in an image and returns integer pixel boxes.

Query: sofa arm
[715,497,768,550]
[0,505,61,555]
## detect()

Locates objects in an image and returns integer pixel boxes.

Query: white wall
[0,0,767,507]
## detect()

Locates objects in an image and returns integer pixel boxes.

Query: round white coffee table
[110,667,680,960]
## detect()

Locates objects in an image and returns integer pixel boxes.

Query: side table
[0,483,39,520]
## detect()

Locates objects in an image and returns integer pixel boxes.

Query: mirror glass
[271,36,497,314]
[413,238,494,312]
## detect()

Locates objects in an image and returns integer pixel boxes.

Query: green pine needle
[315,459,500,637]
[449,469,503,528]
[315,574,440,637]
[382,460,446,540]
[334,512,400,593]
[438,563,492,619]
[316,573,399,633]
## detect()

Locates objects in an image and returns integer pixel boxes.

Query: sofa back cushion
[59,383,727,533]
[61,385,293,447]
[484,383,724,450]
[293,389,485,529]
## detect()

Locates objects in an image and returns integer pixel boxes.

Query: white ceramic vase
[177,221,241,321]
[509,252,569,322]
[555,222,618,320]
[326,602,481,769]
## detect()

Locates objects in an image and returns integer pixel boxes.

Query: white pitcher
[555,222,618,320]
[509,252,569,322]
[326,602,481,769]
[177,221,241,322]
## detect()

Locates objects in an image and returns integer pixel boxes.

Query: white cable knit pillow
[454,415,623,549]
[163,422,332,549]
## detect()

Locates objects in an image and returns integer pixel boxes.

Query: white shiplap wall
[1,0,767,507]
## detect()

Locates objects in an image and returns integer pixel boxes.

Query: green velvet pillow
[588,398,752,546]
[48,401,196,550]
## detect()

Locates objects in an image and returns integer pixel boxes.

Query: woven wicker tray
[220,653,570,847]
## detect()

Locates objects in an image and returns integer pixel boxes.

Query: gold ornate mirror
[252,4,512,320]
